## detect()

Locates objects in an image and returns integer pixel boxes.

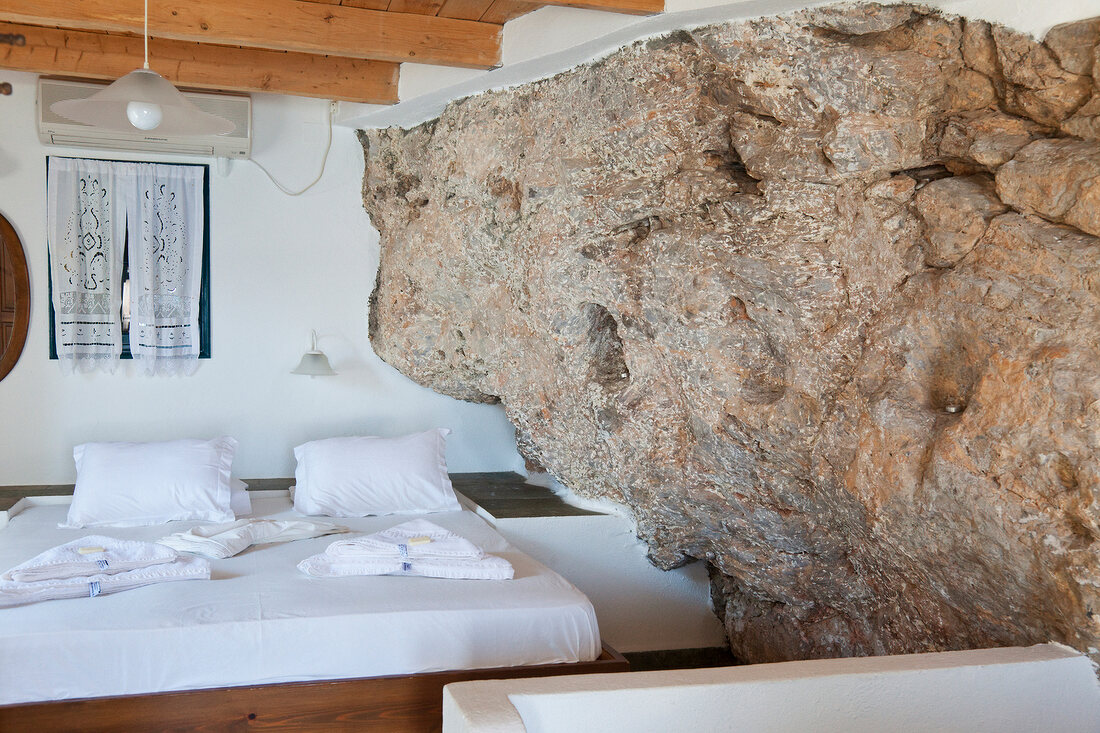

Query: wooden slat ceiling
[0,0,663,104]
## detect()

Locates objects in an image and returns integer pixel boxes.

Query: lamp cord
[249,102,334,197]
[143,0,149,70]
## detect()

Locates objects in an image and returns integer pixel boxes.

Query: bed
[0,490,626,731]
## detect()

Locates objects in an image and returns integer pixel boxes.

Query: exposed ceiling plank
[386,0,448,16]
[0,22,399,104]
[437,0,497,21]
[479,0,542,24]
[340,0,393,10]
[296,0,392,11]
[535,0,661,14]
[345,0,398,8]
[0,0,503,69]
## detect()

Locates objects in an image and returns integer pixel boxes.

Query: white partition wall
[444,644,1100,733]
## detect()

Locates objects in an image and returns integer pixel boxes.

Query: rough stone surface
[938,110,1049,170]
[996,138,1100,237]
[915,175,1007,266]
[1045,18,1100,76]
[992,24,1093,127]
[1065,95,1100,141]
[361,6,1100,662]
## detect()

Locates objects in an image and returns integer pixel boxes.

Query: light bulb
[126,100,163,130]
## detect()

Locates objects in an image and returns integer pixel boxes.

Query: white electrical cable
[143,0,149,69]
[250,102,335,196]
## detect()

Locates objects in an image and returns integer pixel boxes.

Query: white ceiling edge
[337,0,1099,131]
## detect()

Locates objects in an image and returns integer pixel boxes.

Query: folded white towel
[323,518,485,561]
[298,519,514,581]
[297,554,515,580]
[158,518,349,559]
[0,537,209,608]
[2,534,179,583]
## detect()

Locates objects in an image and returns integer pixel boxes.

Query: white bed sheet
[0,493,601,705]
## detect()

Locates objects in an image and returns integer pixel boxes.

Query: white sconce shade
[50,69,235,136]
[292,331,336,377]
[292,352,336,377]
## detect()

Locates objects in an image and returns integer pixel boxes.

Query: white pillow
[63,437,238,528]
[230,478,252,518]
[293,429,460,517]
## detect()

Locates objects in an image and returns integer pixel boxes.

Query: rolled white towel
[2,535,180,583]
[158,518,349,559]
[298,519,514,580]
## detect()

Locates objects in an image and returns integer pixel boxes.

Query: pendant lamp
[50,0,234,136]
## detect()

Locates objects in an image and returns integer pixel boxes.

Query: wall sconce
[291,330,336,377]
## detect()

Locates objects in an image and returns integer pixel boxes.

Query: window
[46,157,211,371]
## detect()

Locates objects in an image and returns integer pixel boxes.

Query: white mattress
[0,493,601,705]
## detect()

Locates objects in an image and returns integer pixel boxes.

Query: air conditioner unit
[37,77,252,159]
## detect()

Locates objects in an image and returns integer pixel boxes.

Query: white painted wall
[492,514,725,652]
[0,71,525,484]
[444,644,1100,733]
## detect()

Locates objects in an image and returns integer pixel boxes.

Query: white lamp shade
[50,69,235,136]
[292,351,336,376]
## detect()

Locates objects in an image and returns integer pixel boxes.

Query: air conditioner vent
[37,77,252,159]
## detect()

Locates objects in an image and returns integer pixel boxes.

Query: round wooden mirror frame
[0,212,30,382]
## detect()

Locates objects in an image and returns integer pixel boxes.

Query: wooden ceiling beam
[0,0,502,69]
[0,22,399,104]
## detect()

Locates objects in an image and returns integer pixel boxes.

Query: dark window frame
[46,156,211,360]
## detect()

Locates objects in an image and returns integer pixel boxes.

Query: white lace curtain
[48,158,204,376]
[125,163,205,376]
[47,158,126,374]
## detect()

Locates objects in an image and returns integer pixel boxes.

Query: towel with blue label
[2,534,180,582]
[0,535,209,607]
[297,518,514,580]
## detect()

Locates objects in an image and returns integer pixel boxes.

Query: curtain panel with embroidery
[46,158,127,374]
[47,157,205,376]
[125,163,205,376]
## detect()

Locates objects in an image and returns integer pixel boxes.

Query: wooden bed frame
[0,644,628,732]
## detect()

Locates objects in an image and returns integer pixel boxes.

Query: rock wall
[360,4,1100,662]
